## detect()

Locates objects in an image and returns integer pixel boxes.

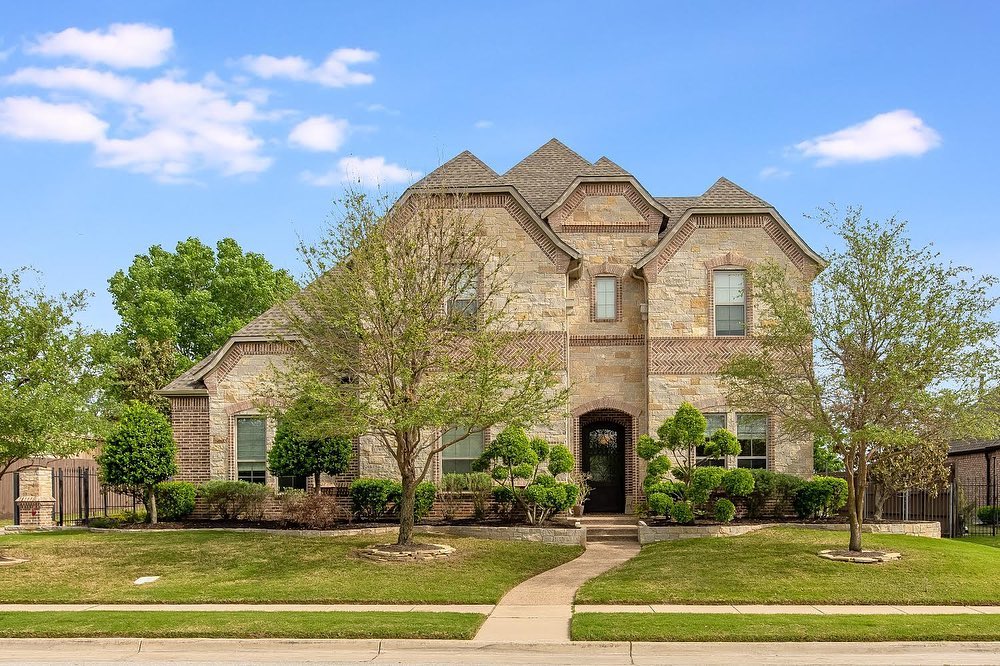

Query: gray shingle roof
[411,150,501,189]
[949,440,1000,455]
[500,139,608,215]
[160,349,219,393]
[697,177,771,208]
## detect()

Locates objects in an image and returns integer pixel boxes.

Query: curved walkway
[474,541,640,643]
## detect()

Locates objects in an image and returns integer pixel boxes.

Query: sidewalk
[474,541,640,643]
[2,638,999,664]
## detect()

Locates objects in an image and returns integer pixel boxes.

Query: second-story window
[595,276,617,320]
[714,270,746,336]
[448,265,478,317]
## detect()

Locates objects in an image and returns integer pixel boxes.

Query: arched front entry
[576,407,635,513]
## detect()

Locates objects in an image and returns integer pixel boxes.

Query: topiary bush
[721,468,755,498]
[714,498,737,523]
[200,480,271,521]
[746,470,805,518]
[154,481,196,521]
[671,500,694,525]
[647,492,674,518]
[793,476,849,519]
[349,478,397,520]
[688,466,727,505]
[267,413,352,493]
[977,505,1000,525]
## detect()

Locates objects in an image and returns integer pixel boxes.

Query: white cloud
[759,166,792,180]
[0,96,107,142]
[363,102,399,115]
[5,66,133,100]
[288,115,349,152]
[302,156,420,188]
[27,23,173,69]
[241,48,377,87]
[2,65,272,181]
[473,120,493,129]
[794,110,941,166]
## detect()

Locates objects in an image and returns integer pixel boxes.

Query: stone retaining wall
[419,524,587,546]
[638,520,941,544]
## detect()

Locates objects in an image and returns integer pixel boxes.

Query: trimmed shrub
[349,478,397,520]
[647,492,673,518]
[492,484,515,521]
[267,419,352,492]
[154,481,196,521]
[200,480,271,521]
[746,470,805,518]
[793,476,849,519]
[467,472,494,519]
[671,500,694,525]
[281,490,350,529]
[714,498,737,523]
[688,466,727,505]
[440,473,469,492]
[414,481,437,521]
[977,506,1000,525]
[547,445,574,476]
[721,468,755,498]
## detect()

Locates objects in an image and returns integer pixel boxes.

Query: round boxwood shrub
[977,505,1000,525]
[714,498,737,523]
[647,492,673,518]
[671,500,694,525]
[721,468,755,497]
[793,476,849,519]
[349,478,397,520]
[155,481,196,521]
[688,466,727,504]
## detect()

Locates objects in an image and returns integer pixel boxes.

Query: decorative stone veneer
[14,466,55,529]
[420,524,587,546]
[638,521,941,544]
[549,183,661,233]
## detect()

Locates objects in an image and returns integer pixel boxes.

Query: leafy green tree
[723,208,1000,551]
[0,268,103,479]
[97,401,176,523]
[813,435,845,474]
[268,399,353,492]
[269,192,568,545]
[109,237,299,363]
[95,334,185,415]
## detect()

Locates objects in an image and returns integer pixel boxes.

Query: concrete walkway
[2,638,1000,664]
[474,541,640,643]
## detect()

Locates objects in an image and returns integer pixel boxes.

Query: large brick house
[159,139,823,513]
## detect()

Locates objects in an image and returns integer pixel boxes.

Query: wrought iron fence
[864,480,999,538]
[11,467,139,527]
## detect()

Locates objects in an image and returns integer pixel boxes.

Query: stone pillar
[15,466,55,529]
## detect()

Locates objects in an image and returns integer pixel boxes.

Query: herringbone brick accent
[505,332,566,366]
[648,337,760,374]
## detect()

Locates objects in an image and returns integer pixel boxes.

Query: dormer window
[594,276,617,321]
[714,270,746,336]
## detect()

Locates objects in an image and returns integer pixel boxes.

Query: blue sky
[1,1,998,331]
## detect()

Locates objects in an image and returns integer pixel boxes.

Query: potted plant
[569,471,592,517]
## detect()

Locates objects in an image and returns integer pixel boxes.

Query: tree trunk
[313,471,321,494]
[146,486,158,524]
[397,463,417,546]
[873,484,886,522]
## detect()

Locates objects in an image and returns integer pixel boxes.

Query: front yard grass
[576,527,1000,605]
[572,613,1000,642]
[961,535,1000,549]
[0,530,582,604]
[0,611,483,639]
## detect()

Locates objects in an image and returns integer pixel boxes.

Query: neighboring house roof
[949,440,1000,456]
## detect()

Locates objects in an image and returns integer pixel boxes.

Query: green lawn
[0,530,581,604]
[0,611,483,639]
[962,536,1000,549]
[572,613,1000,642]
[577,527,1000,604]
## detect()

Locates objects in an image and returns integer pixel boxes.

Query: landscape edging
[419,524,587,546]
[638,520,941,544]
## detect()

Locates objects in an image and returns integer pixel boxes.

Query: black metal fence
[11,467,139,527]
[864,480,999,538]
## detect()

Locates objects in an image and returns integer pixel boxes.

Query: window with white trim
[594,276,617,320]
[441,428,485,475]
[236,417,267,484]
[696,413,727,467]
[714,270,746,336]
[737,414,768,469]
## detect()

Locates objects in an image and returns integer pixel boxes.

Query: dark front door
[582,422,626,513]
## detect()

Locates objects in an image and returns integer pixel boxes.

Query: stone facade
[161,141,823,512]
[13,466,55,529]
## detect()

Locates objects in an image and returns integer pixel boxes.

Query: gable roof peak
[697,176,771,208]
[411,149,500,189]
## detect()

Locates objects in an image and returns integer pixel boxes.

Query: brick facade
[162,144,822,511]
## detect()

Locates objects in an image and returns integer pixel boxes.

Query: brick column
[15,466,55,529]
